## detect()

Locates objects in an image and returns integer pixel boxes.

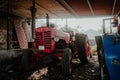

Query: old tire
[62,48,72,76]
[95,36,102,65]
[21,49,36,70]
[95,36,109,80]
[99,46,109,80]
[75,34,89,64]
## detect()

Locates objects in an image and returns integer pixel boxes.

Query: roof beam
[112,0,116,15]
[0,3,7,8]
[0,0,31,3]
[86,0,95,16]
[56,0,78,17]
[13,9,30,18]
[35,2,58,17]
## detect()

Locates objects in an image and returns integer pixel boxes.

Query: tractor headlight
[54,37,59,42]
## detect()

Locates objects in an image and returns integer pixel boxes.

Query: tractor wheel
[95,36,109,80]
[62,48,72,76]
[99,47,109,80]
[95,36,102,65]
[21,49,36,70]
[75,34,90,64]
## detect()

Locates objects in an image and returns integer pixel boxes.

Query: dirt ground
[28,55,100,80]
[0,55,100,80]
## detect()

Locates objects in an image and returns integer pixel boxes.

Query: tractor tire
[62,48,72,76]
[21,49,36,70]
[95,36,109,80]
[99,45,109,80]
[95,36,102,65]
[75,34,89,64]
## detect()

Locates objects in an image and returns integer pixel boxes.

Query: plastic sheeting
[22,22,32,42]
[15,25,28,49]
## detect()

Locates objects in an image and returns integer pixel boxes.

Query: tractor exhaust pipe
[46,14,49,27]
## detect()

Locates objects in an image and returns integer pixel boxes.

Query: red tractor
[34,25,91,75]
[0,1,91,77]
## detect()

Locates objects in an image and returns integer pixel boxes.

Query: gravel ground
[29,55,100,80]
[0,55,100,80]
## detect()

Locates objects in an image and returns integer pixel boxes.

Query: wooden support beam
[0,3,7,8]
[86,0,95,16]
[35,2,58,17]
[0,0,31,3]
[31,0,36,39]
[56,0,78,17]
[7,0,10,49]
[112,0,116,15]
[13,9,30,18]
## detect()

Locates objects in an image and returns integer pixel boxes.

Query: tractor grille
[35,32,43,47]
[44,31,51,48]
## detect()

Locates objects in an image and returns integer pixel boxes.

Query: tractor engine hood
[56,29,70,44]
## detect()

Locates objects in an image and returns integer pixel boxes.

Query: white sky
[37,16,112,31]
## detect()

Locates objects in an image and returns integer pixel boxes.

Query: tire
[69,41,76,59]
[99,47,109,80]
[75,34,89,64]
[95,36,109,80]
[21,49,36,70]
[95,36,102,65]
[62,48,72,76]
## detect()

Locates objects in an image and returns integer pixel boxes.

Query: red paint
[86,41,91,57]
[35,26,70,55]
[54,53,63,57]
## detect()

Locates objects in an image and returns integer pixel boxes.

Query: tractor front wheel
[62,48,72,76]
[95,36,109,80]
[100,53,109,80]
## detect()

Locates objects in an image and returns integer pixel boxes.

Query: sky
[36,16,117,40]
[36,16,112,32]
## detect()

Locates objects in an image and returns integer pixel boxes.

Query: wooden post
[7,0,10,49]
[31,0,36,39]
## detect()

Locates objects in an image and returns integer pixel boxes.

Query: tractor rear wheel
[95,36,109,80]
[95,36,102,65]
[62,48,72,76]
[75,34,90,64]
[99,46,109,80]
